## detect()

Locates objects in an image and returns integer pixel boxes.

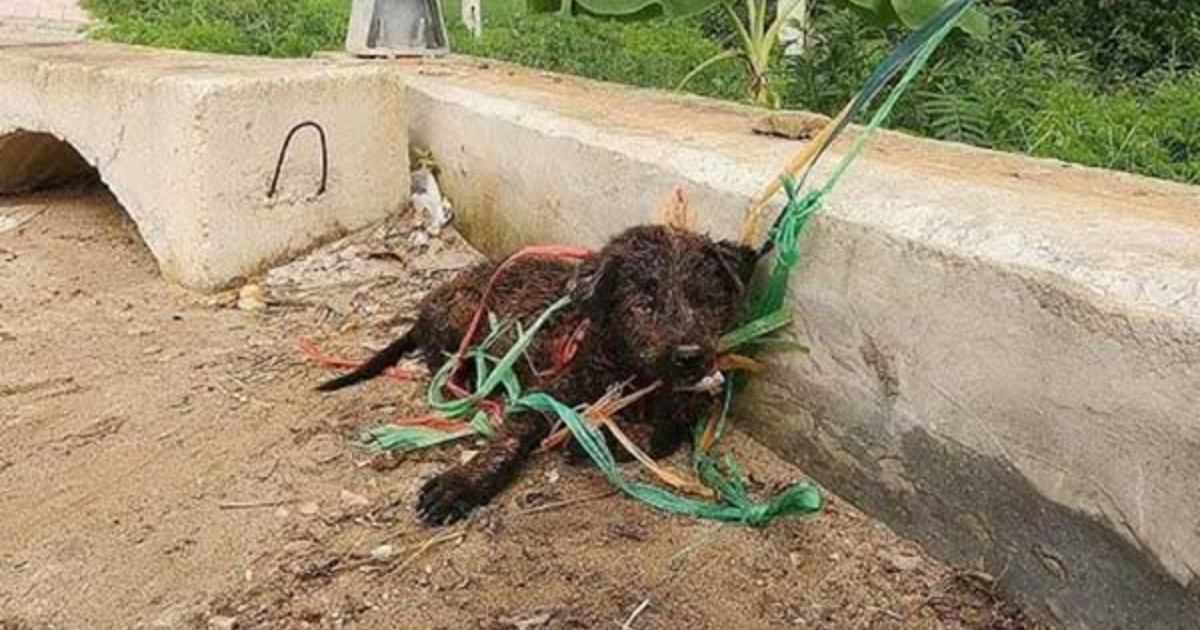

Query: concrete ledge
[399,58,1200,630]
[0,41,409,289]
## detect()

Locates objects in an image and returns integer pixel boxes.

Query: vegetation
[677,0,806,107]
[451,8,747,102]
[831,0,989,38]
[82,0,1200,184]
[81,0,350,57]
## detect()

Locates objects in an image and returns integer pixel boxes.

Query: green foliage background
[82,0,1200,184]
[81,0,351,57]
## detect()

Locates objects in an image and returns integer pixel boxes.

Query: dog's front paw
[416,467,486,526]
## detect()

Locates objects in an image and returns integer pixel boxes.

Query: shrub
[450,12,747,101]
[1020,75,1200,184]
[1009,0,1200,81]
[779,3,1200,184]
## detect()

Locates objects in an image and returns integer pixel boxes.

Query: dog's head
[571,225,757,388]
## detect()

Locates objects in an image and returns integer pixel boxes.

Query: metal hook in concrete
[268,120,328,199]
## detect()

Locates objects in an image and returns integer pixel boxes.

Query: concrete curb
[399,58,1200,630]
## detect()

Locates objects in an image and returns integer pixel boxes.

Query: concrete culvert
[0,42,409,290]
[0,130,99,194]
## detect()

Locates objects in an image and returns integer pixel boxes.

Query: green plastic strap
[426,295,573,415]
[754,0,976,322]
[515,391,823,525]
[717,307,793,353]
[790,0,980,194]
[362,424,474,452]
[363,296,573,453]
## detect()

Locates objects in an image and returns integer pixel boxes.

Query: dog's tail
[315,332,418,392]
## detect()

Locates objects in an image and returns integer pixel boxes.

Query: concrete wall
[397,59,1200,630]
[0,41,409,289]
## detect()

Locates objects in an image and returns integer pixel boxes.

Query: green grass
[82,0,350,57]
[1017,75,1200,184]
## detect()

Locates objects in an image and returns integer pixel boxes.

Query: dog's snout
[672,344,707,374]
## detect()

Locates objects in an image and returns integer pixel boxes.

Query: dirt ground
[0,188,1048,630]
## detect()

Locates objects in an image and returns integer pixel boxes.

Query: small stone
[499,612,553,629]
[149,603,192,629]
[882,550,922,572]
[126,325,157,337]
[369,451,402,471]
[340,489,371,508]
[210,289,240,309]
[283,540,314,555]
[370,544,394,561]
[752,111,832,141]
[298,501,320,516]
[274,506,290,519]
[207,615,238,630]
[143,345,164,355]
[238,283,263,300]
[236,284,267,312]
[544,468,560,484]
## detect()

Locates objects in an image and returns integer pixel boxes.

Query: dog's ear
[570,253,616,317]
[710,239,758,294]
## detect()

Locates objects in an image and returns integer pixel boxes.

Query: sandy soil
[0,188,1048,630]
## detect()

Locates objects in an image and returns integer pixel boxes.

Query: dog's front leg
[416,411,551,525]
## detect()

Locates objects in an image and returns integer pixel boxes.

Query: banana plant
[834,0,989,38]
[678,0,807,107]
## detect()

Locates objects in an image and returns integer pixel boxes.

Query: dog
[317,225,757,525]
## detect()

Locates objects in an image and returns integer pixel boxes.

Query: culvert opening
[0,130,100,194]
[0,130,152,271]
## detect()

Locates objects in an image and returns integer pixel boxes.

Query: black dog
[317,225,756,524]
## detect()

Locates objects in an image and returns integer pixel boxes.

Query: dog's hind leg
[416,411,552,525]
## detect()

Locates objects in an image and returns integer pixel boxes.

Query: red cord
[389,414,470,432]
[448,244,592,386]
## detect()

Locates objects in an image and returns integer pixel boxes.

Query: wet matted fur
[318,225,757,525]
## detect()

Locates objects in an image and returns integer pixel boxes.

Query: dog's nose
[672,344,707,375]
